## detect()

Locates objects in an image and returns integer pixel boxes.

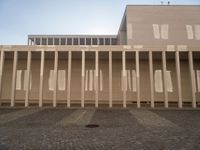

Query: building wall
[126,5,200,46]
[1,51,200,107]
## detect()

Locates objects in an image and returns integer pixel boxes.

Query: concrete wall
[1,51,200,107]
[125,5,200,46]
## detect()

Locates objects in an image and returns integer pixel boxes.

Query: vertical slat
[0,50,5,105]
[109,51,112,108]
[95,51,99,108]
[33,38,36,45]
[162,51,168,108]
[67,51,72,107]
[188,51,196,108]
[122,51,126,108]
[53,51,58,107]
[136,51,140,108]
[25,51,31,107]
[175,51,182,108]
[11,51,18,107]
[40,38,42,45]
[149,51,154,108]
[81,51,85,107]
[39,51,45,107]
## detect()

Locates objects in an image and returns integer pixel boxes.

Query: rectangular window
[99,70,103,91]
[197,70,200,92]
[85,70,88,91]
[23,70,32,90]
[195,24,200,40]
[154,70,163,92]
[49,70,54,91]
[132,70,137,92]
[161,24,169,39]
[186,25,194,39]
[58,70,66,91]
[166,71,173,92]
[16,70,22,90]
[89,70,93,91]
[153,24,160,39]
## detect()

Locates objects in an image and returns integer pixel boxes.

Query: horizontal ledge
[0,45,200,52]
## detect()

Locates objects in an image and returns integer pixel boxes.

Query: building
[0,5,200,108]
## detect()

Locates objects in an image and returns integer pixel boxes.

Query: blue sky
[0,0,200,45]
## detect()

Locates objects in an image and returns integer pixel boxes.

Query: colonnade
[0,47,199,108]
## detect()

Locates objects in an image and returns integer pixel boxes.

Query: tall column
[59,38,61,45]
[162,51,168,108]
[78,38,80,45]
[53,51,58,107]
[33,38,36,45]
[0,50,5,105]
[67,51,72,107]
[175,51,182,108]
[136,51,140,108]
[39,51,45,107]
[149,51,154,108]
[122,51,126,108]
[95,51,99,107]
[81,51,85,107]
[65,38,68,45]
[188,51,196,108]
[53,38,55,45]
[25,51,31,107]
[27,38,30,45]
[40,38,42,45]
[11,51,18,107]
[109,51,112,108]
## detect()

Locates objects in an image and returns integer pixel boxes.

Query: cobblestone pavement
[0,107,200,150]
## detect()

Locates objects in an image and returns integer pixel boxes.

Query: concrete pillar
[175,51,182,108]
[95,51,99,107]
[162,51,168,108]
[59,38,61,45]
[39,51,45,107]
[33,38,36,45]
[67,51,72,107]
[81,51,85,107]
[109,51,112,108]
[136,51,140,108]
[40,38,42,45]
[25,51,31,107]
[188,51,196,108]
[53,51,58,107]
[149,51,154,108]
[0,50,5,104]
[122,51,126,108]
[11,51,18,107]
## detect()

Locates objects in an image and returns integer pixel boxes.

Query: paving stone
[0,108,200,149]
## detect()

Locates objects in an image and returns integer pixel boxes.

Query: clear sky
[0,0,199,45]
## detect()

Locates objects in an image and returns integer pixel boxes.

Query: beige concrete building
[0,5,200,108]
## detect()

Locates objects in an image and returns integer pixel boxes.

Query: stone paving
[0,107,200,150]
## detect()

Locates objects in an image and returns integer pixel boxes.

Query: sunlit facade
[0,5,200,108]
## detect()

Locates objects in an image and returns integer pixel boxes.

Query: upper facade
[28,5,200,46]
[118,5,200,46]
[28,35,118,46]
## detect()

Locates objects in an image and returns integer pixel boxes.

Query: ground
[0,107,200,150]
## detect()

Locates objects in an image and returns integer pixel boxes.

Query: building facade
[0,5,200,108]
